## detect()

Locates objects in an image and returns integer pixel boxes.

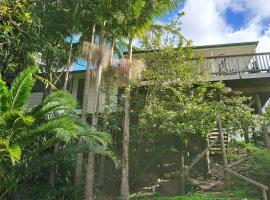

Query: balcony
[201,52,270,81]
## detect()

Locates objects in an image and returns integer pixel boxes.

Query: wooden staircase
[208,129,228,155]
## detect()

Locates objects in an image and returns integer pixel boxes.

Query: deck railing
[201,52,270,75]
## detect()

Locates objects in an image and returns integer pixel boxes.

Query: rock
[198,183,213,191]
[190,178,200,186]
[197,180,225,192]
[156,179,181,196]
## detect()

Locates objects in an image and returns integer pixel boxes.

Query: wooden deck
[202,52,270,81]
[202,52,270,107]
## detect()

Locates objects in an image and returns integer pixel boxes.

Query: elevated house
[28,41,270,115]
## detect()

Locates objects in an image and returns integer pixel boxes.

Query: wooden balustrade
[202,52,270,75]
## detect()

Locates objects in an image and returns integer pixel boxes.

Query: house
[28,41,270,113]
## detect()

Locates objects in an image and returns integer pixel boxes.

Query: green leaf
[10,67,38,110]
[0,139,21,165]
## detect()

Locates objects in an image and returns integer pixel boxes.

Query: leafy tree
[0,0,37,81]
[138,39,256,193]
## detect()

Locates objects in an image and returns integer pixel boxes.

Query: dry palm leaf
[80,41,111,78]
[80,41,99,64]
[112,59,145,86]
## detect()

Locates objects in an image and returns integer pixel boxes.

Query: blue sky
[164,0,270,52]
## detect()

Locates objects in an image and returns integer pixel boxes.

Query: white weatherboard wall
[71,72,118,113]
[27,92,43,108]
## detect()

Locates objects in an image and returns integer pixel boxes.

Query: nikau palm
[0,67,112,198]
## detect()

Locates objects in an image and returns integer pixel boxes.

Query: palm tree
[0,67,112,198]
[117,1,182,199]
[74,26,99,188]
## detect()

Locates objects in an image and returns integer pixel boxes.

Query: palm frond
[10,67,38,110]
[0,78,10,112]
[112,58,145,86]
[30,90,77,118]
[33,116,78,138]
[34,74,57,90]
[80,41,100,64]
[0,139,21,165]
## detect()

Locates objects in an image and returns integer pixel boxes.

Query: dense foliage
[0,67,112,198]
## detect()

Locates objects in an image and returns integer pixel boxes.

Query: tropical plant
[0,67,113,198]
[113,1,183,199]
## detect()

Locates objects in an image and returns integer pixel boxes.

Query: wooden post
[179,152,185,195]
[187,137,219,171]
[216,118,230,187]
[216,163,268,200]
[254,94,270,148]
[206,137,212,175]
[262,189,268,200]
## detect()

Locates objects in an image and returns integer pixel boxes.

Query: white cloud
[180,0,270,52]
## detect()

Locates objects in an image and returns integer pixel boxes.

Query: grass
[131,186,258,200]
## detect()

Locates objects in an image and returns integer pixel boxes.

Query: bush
[245,144,270,186]
[24,184,82,200]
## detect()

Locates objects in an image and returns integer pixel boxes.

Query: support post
[206,137,212,175]
[216,118,230,187]
[179,152,185,195]
[262,189,268,200]
[254,94,270,148]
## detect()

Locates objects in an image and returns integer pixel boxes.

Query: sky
[161,0,270,52]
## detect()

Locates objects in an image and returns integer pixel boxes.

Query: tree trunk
[216,117,230,188]
[252,127,257,144]
[84,22,105,200]
[254,94,270,148]
[49,143,59,187]
[120,36,133,200]
[243,128,249,143]
[110,40,115,64]
[74,24,96,188]
[98,156,105,188]
[50,1,79,184]
[63,36,74,90]
[63,1,79,90]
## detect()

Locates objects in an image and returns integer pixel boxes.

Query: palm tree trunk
[97,42,114,191]
[50,3,79,186]
[63,37,74,91]
[48,143,59,187]
[74,25,96,188]
[120,35,133,200]
[84,22,105,200]
[63,1,79,90]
